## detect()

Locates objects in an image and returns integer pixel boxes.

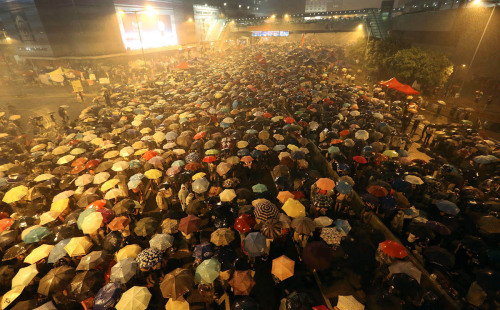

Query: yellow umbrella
[57,155,75,165]
[52,145,71,155]
[277,191,295,204]
[132,141,145,149]
[11,264,38,288]
[165,297,189,310]
[140,127,152,134]
[53,190,74,202]
[192,172,206,180]
[0,163,15,172]
[70,147,86,155]
[144,169,162,180]
[104,150,119,159]
[30,144,47,152]
[1,286,24,309]
[2,185,28,203]
[91,137,104,146]
[50,198,69,213]
[101,179,120,192]
[24,244,54,264]
[81,212,103,234]
[34,174,55,182]
[287,144,299,152]
[237,141,249,149]
[64,236,93,257]
[120,146,135,157]
[255,144,269,151]
[39,211,61,225]
[282,199,306,218]
[104,188,126,200]
[115,244,142,262]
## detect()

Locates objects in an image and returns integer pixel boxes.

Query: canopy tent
[379,78,420,95]
[175,61,191,70]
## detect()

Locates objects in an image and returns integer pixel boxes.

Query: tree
[386,47,453,94]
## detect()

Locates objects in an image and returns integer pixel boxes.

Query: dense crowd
[0,43,498,310]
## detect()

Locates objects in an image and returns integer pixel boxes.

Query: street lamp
[118,8,156,67]
[456,0,497,97]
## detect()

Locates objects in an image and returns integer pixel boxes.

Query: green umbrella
[252,184,268,193]
[23,226,50,244]
[134,217,158,237]
[383,150,399,158]
[195,258,221,284]
[205,149,219,155]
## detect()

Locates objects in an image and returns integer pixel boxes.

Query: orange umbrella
[228,270,255,295]
[142,150,158,161]
[272,255,295,281]
[340,130,350,137]
[108,216,131,231]
[71,157,88,167]
[0,218,13,232]
[71,165,86,174]
[315,178,335,191]
[277,191,295,204]
[284,117,295,124]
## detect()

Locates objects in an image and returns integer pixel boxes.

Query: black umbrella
[423,246,455,269]
[0,230,19,248]
[112,199,135,215]
[2,243,32,261]
[69,270,104,301]
[103,231,123,253]
[38,265,76,296]
[64,209,84,225]
[389,273,422,304]
[475,269,500,296]
[10,216,36,230]
[77,194,100,208]
[134,217,158,237]
[10,300,38,310]
[46,224,81,244]
[215,247,237,271]
[232,296,260,310]
[0,265,15,286]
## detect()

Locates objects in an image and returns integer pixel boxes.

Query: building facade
[305,0,343,13]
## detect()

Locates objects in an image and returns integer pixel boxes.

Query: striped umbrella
[253,199,279,222]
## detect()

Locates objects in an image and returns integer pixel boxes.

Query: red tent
[175,61,190,70]
[379,77,420,95]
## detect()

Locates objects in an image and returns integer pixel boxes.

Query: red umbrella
[379,240,408,258]
[96,207,114,223]
[340,130,350,137]
[185,163,202,171]
[263,113,272,118]
[353,156,367,164]
[67,139,80,146]
[87,199,107,210]
[85,159,101,169]
[178,215,201,235]
[330,139,343,145]
[234,214,255,234]
[367,185,389,197]
[202,156,217,163]
[0,218,13,232]
[193,132,206,140]
[71,165,86,175]
[284,117,295,124]
[142,150,158,161]
[71,157,88,167]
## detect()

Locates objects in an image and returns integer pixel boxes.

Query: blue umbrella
[193,242,214,261]
[232,100,239,109]
[220,122,230,128]
[136,248,163,269]
[243,232,266,257]
[436,200,460,215]
[77,208,97,230]
[93,282,122,310]
[334,219,351,235]
[362,145,373,153]
[381,196,397,211]
[23,226,50,244]
[48,238,71,263]
[335,181,352,194]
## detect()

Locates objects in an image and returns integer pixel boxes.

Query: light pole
[456,0,497,98]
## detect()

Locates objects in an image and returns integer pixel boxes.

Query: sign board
[99,77,110,85]
[89,73,96,81]
[71,80,84,92]
[252,31,289,37]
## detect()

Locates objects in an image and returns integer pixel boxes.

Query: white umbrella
[12,264,38,288]
[115,286,151,310]
[337,295,364,310]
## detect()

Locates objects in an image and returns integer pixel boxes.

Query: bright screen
[116,7,178,50]
[252,31,289,37]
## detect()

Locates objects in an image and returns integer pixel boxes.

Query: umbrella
[252,183,268,193]
[38,265,75,296]
[75,174,94,187]
[277,191,295,204]
[354,130,369,140]
[75,250,104,270]
[320,227,343,246]
[315,178,335,191]
[178,215,201,235]
[0,230,18,248]
[47,239,70,263]
[389,261,422,283]
[216,162,232,176]
[115,286,151,310]
[149,233,174,251]
[195,258,221,284]
[367,185,389,197]
[160,268,194,299]
[110,257,137,284]
[64,236,93,257]
[291,217,316,235]
[423,246,455,269]
[379,240,408,259]
[94,282,122,310]
[282,198,306,218]
[23,226,50,244]
[272,255,295,281]
[165,298,189,310]
[134,217,158,236]
[336,181,352,194]
[193,242,214,261]
[0,286,24,310]
[404,175,424,185]
[2,185,28,203]
[210,228,235,246]
[234,214,255,234]
[192,178,210,193]
[253,199,279,222]
[77,208,97,229]
[334,219,351,235]
[243,232,266,257]
[303,241,332,271]
[81,211,103,234]
[69,270,103,301]
[115,244,141,262]
[11,264,38,288]
[0,266,14,287]
[337,295,364,310]
[136,247,163,269]
[220,189,237,202]
[229,270,255,295]
[24,244,54,264]
[93,172,111,184]
[436,200,460,215]
[144,169,162,180]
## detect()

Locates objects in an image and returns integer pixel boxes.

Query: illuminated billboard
[252,31,290,37]
[116,6,178,50]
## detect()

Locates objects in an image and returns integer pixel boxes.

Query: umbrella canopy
[81,211,103,234]
[253,199,279,222]
[69,270,103,302]
[210,228,235,246]
[24,244,54,264]
[303,241,332,271]
[435,200,460,215]
[315,178,335,191]
[149,233,174,251]
[229,270,255,295]
[94,282,122,310]
[12,264,38,288]
[3,185,28,203]
[38,265,75,296]
[115,244,142,262]
[110,257,137,284]
[272,255,295,281]
[136,247,163,269]
[134,217,158,236]
[195,258,221,284]
[243,232,267,257]
[178,215,201,235]
[389,261,422,284]
[160,268,194,300]
[282,198,306,218]
[337,295,365,310]
[192,178,210,193]
[291,217,316,235]
[1,286,24,310]
[379,240,408,259]
[115,286,151,310]
[64,236,93,257]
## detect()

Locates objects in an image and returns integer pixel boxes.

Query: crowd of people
[0,43,498,310]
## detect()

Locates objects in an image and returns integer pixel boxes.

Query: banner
[71,80,84,92]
